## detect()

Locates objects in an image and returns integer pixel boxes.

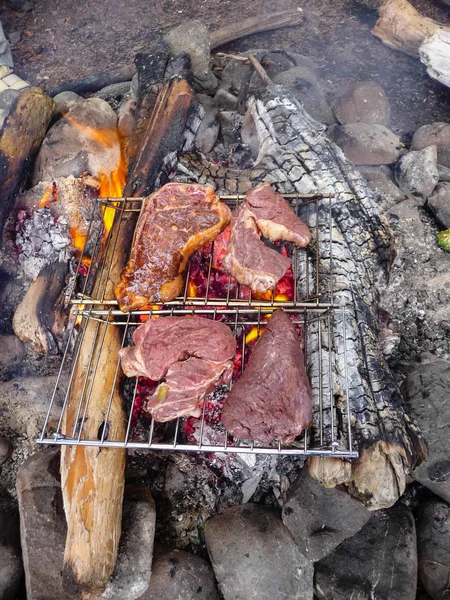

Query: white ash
[16,208,74,281]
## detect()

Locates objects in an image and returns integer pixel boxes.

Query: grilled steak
[221,309,312,444]
[120,316,236,422]
[115,183,231,312]
[246,182,311,246]
[221,183,310,293]
[221,205,291,293]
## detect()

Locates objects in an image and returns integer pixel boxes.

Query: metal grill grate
[38,193,358,457]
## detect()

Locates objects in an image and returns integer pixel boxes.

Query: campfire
[2,2,450,600]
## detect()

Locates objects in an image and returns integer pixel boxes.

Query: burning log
[12,261,68,354]
[60,71,200,597]
[0,87,54,232]
[372,0,448,57]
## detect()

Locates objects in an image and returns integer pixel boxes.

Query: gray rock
[95,81,132,102]
[395,146,439,202]
[214,88,238,111]
[315,506,417,600]
[141,544,218,600]
[53,91,81,118]
[165,21,218,94]
[273,66,335,125]
[333,81,390,126]
[0,108,6,130]
[205,503,314,600]
[357,165,405,206]
[282,469,370,561]
[0,496,23,600]
[218,110,243,148]
[242,108,259,158]
[0,335,25,368]
[427,182,450,228]
[416,500,450,600]
[0,88,20,112]
[16,449,70,600]
[403,360,450,503]
[0,436,12,465]
[117,97,137,155]
[438,164,450,182]
[17,450,157,600]
[195,94,220,154]
[412,122,450,169]
[327,122,401,165]
[8,31,21,45]
[32,98,121,185]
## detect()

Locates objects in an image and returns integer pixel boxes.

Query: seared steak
[120,316,236,422]
[221,309,311,444]
[246,182,311,247]
[115,183,231,312]
[221,183,310,293]
[221,205,291,293]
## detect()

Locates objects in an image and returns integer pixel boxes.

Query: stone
[416,500,450,600]
[0,334,25,368]
[0,88,20,112]
[117,97,137,160]
[17,450,157,600]
[164,21,218,94]
[427,182,450,229]
[281,469,370,561]
[141,544,218,600]
[315,506,417,600]
[95,81,132,103]
[327,122,401,165]
[273,66,335,125]
[0,496,23,600]
[395,146,439,202]
[52,91,81,119]
[438,164,450,182]
[214,88,238,111]
[32,97,121,185]
[0,108,6,130]
[333,81,390,126]
[403,360,450,503]
[8,31,21,45]
[0,436,13,464]
[16,449,70,600]
[195,94,220,154]
[242,107,259,158]
[205,503,314,600]
[357,165,405,206]
[412,122,450,169]
[218,110,243,148]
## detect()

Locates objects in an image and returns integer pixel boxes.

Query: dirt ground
[2,0,450,141]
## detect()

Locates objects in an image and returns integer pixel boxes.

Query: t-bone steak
[115,183,231,312]
[221,183,311,293]
[120,316,236,422]
[221,309,312,443]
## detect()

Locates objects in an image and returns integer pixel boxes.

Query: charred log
[419,29,450,89]
[50,65,137,97]
[0,87,54,233]
[60,75,201,598]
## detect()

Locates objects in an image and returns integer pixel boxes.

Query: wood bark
[372,0,448,57]
[50,65,137,97]
[13,261,68,354]
[0,87,54,233]
[419,29,450,88]
[60,77,199,598]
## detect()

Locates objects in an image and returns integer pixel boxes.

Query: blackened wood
[50,65,137,97]
[0,87,54,233]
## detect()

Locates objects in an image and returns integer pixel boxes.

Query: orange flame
[139,305,161,323]
[75,304,85,326]
[274,293,289,302]
[188,282,197,298]
[39,186,52,208]
[245,327,260,344]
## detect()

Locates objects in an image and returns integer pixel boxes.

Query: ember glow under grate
[38,193,358,457]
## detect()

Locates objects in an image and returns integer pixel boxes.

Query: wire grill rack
[38,192,358,458]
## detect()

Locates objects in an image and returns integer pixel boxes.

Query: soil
[2,0,450,142]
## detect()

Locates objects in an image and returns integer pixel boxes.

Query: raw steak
[221,183,310,293]
[221,309,312,443]
[120,316,236,422]
[115,183,231,312]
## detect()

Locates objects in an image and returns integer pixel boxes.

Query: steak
[221,205,291,293]
[120,316,236,422]
[221,183,310,293]
[221,309,312,444]
[115,183,231,312]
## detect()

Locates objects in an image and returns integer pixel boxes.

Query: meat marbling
[120,316,236,422]
[222,182,311,293]
[221,309,312,444]
[115,183,231,312]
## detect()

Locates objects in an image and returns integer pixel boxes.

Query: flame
[253,290,272,301]
[139,305,161,323]
[188,282,197,297]
[75,304,85,326]
[274,293,289,302]
[39,186,52,208]
[245,326,260,344]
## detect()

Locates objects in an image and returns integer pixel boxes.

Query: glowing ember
[245,326,260,344]
[138,305,161,323]
[188,282,197,297]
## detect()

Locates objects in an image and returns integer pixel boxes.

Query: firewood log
[372,0,448,57]
[420,29,450,88]
[0,87,54,232]
[60,76,200,598]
